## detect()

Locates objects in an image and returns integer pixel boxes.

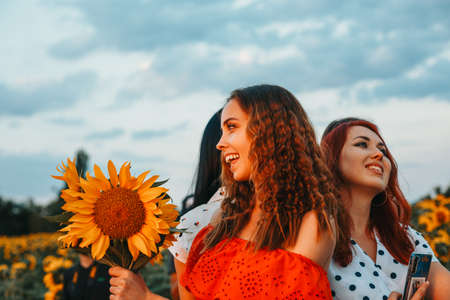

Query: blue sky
[0,0,449,206]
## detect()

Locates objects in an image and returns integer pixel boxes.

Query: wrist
[145,289,168,300]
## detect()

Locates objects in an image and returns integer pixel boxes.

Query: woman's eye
[354,142,367,148]
[227,123,236,130]
[379,148,388,155]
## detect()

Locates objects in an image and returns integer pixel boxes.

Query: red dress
[181,225,332,300]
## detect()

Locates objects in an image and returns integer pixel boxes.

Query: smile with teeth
[225,153,240,164]
[366,164,383,174]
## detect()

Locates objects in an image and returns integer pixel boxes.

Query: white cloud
[223,45,304,66]
[368,45,394,66]
[232,0,257,10]
[406,42,450,79]
[258,20,325,38]
[332,20,354,38]
[1,0,449,209]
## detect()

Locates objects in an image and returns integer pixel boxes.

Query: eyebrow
[353,135,386,147]
[222,117,238,126]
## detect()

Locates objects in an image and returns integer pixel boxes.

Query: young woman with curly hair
[109,84,338,300]
[178,84,338,299]
[321,117,450,300]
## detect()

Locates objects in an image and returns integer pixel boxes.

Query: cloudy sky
[1,0,449,207]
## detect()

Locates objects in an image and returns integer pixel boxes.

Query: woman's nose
[216,134,226,151]
[371,150,383,161]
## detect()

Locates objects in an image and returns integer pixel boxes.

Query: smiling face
[216,98,252,182]
[339,126,392,194]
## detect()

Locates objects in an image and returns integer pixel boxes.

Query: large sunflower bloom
[53,160,178,261]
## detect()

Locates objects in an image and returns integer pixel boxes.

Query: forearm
[174,257,195,300]
[426,262,450,299]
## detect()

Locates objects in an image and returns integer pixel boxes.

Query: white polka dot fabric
[328,226,438,299]
[168,188,224,263]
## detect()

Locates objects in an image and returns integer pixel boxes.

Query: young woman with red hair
[321,117,450,300]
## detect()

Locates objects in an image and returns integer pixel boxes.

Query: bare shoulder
[289,210,336,269]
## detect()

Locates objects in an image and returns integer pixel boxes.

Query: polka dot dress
[168,188,224,263]
[328,226,438,299]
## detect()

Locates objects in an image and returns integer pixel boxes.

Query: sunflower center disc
[436,211,446,224]
[94,187,146,239]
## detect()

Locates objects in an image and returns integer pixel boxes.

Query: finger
[109,266,129,277]
[411,281,429,300]
[109,286,122,295]
[110,277,125,287]
[388,292,401,300]
[110,294,119,300]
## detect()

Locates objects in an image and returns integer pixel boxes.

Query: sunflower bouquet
[50,158,179,272]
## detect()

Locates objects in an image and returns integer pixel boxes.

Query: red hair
[321,118,414,266]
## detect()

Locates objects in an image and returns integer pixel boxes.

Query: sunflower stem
[128,259,135,270]
[121,239,125,267]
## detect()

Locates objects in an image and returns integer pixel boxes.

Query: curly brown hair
[204,84,339,251]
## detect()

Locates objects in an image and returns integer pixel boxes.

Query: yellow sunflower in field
[43,273,64,300]
[25,253,36,270]
[418,203,449,232]
[10,262,27,279]
[415,198,438,211]
[53,159,178,262]
[432,229,450,263]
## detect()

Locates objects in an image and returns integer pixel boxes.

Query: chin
[233,175,248,182]
[363,176,387,188]
[232,171,250,182]
[367,183,387,195]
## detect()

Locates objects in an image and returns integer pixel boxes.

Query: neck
[341,185,378,237]
[239,198,263,240]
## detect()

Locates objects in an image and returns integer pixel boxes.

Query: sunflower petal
[129,233,151,257]
[119,162,131,187]
[138,187,168,202]
[127,237,140,261]
[131,171,150,191]
[108,160,119,187]
[80,178,101,194]
[79,225,101,248]
[144,202,157,210]
[69,214,95,223]
[138,175,159,192]
[94,164,111,191]
[141,224,161,243]
[91,234,110,260]
[64,205,94,215]
[63,189,82,198]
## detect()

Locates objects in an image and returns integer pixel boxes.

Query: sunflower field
[0,190,448,299]
[411,193,450,268]
[0,233,171,300]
